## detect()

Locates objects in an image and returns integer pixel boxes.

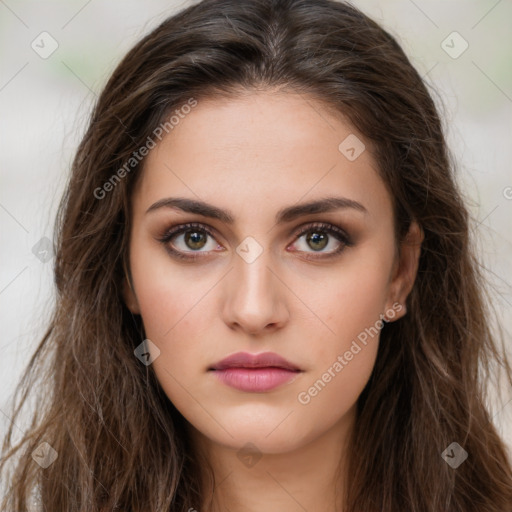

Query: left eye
[158,221,351,260]
[291,228,344,253]
[288,222,351,258]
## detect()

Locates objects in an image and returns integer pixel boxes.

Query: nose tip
[223,255,289,335]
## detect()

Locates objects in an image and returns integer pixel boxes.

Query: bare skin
[123,90,423,511]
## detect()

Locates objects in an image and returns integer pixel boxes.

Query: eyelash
[157,221,353,262]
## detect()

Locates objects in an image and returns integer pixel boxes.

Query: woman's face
[124,91,419,454]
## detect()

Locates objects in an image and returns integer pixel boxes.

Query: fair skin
[123,90,423,512]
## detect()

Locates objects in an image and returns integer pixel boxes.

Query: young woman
[2,0,511,510]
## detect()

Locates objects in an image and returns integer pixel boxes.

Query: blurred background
[1,0,511,454]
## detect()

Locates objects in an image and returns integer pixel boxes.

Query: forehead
[132,91,392,226]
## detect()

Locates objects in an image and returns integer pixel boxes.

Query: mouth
[208,352,303,392]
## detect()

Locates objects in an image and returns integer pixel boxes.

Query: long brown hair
[2,0,511,510]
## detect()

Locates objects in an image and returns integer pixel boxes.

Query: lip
[209,351,301,371]
[208,351,303,392]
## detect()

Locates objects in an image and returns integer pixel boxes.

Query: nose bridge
[235,244,274,297]
[223,236,287,332]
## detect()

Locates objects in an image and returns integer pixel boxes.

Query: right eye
[157,222,224,260]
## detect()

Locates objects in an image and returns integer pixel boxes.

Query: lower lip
[210,367,301,392]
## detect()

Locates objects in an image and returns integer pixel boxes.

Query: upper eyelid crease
[145,196,368,224]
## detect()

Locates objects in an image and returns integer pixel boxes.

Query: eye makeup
[155,220,354,262]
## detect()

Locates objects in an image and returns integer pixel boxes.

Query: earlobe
[385,221,423,321]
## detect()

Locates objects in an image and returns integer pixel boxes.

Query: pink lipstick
[208,351,302,392]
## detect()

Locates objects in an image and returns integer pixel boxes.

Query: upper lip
[209,351,301,371]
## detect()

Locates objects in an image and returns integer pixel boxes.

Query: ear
[122,259,141,315]
[384,221,423,321]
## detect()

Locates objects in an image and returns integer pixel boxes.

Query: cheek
[294,337,378,446]
[292,277,387,440]
[315,246,394,346]
[128,240,208,363]
[129,234,207,331]
[294,245,393,413]
[132,264,215,413]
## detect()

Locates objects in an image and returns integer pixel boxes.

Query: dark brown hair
[2,0,512,510]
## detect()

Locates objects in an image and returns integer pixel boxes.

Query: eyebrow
[145,196,368,224]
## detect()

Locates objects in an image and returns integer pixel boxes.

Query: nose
[221,247,289,335]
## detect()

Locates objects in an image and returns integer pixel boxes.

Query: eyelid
[157,220,352,260]
[290,221,351,245]
[157,222,219,245]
